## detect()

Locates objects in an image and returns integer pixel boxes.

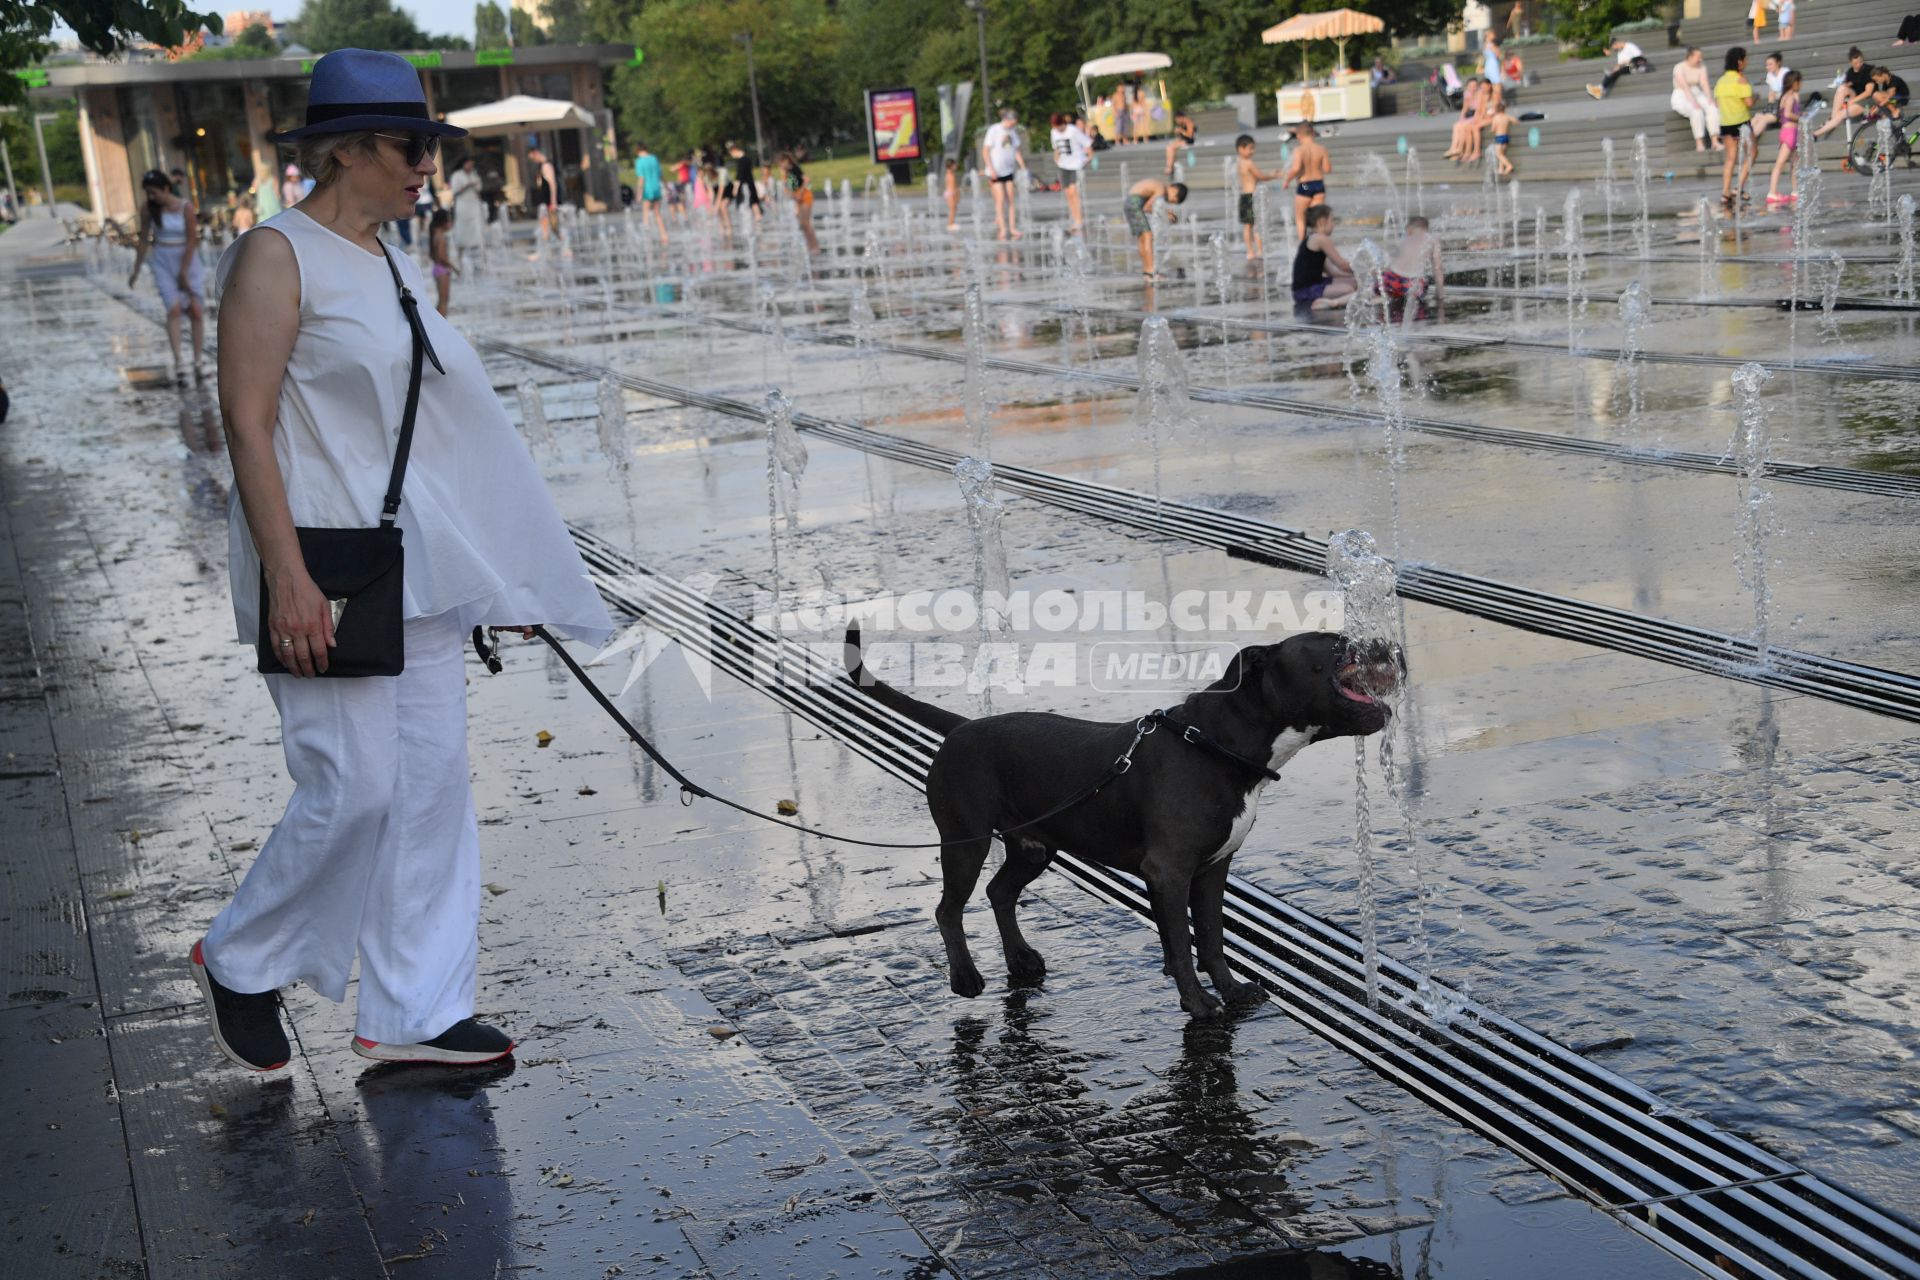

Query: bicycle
[1848,111,1917,174]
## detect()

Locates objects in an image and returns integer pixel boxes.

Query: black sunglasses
[372,132,440,167]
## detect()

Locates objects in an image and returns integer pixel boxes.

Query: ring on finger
[281,637,294,649]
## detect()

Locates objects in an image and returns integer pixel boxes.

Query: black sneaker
[190,940,291,1072]
[352,1018,514,1066]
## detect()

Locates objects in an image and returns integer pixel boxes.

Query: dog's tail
[843,625,968,738]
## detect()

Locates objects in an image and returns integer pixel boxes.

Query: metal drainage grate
[484,339,1920,725]
[565,526,1920,1280]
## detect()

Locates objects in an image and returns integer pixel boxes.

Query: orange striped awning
[1261,9,1386,43]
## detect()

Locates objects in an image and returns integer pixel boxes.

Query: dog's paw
[1221,979,1268,1007]
[1182,990,1226,1021]
[1005,946,1047,982]
[950,966,986,999]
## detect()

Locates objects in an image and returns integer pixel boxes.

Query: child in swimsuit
[1292,204,1356,310]
[428,208,454,317]
[1234,133,1284,261]
[1282,123,1332,240]
[1488,106,1515,175]
[1379,216,1445,311]
[1767,72,1803,206]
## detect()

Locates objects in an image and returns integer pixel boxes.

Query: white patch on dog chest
[1207,727,1318,864]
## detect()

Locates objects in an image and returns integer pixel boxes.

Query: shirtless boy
[1283,123,1332,239]
[1381,216,1445,308]
[1233,134,1285,260]
[1124,176,1187,279]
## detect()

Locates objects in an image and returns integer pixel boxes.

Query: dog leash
[473,626,1158,850]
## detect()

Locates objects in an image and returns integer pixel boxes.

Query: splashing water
[1730,364,1777,668]
[1326,530,1397,1011]
[1696,196,1719,299]
[1358,153,1404,238]
[1533,206,1547,289]
[849,280,878,421]
[1896,195,1917,301]
[1404,145,1425,217]
[516,380,553,454]
[1135,316,1196,507]
[764,389,808,532]
[596,376,629,477]
[1818,249,1845,341]
[1868,118,1895,222]
[962,283,991,455]
[1616,281,1652,449]
[1790,161,1824,363]
[1598,137,1617,244]
[954,457,1013,711]
[1341,239,1388,395]
[1562,189,1588,348]
[1631,133,1652,258]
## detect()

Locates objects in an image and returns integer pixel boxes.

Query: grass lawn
[798,151,928,195]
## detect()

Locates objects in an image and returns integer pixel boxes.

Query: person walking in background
[1779,0,1796,42]
[1282,122,1331,239]
[1672,48,1724,152]
[199,48,613,1075]
[280,163,304,213]
[1050,111,1093,234]
[1123,175,1186,278]
[1767,70,1804,205]
[1716,47,1758,209]
[527,145,562,258]
[633,142,667,246]
[727,142,762,220]
[448,155,484,264]
[981,108,1026,239]
[128,168,208,385]
[777,150,821,253]
[942,156,960,231]
[1750,0,1767,43]
[428,207,455,314]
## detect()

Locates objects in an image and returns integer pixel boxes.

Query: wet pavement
[5,155,1920,1279]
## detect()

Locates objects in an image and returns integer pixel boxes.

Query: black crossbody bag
[256,245,443,677]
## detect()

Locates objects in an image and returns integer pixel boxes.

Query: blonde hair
[292,131,377,188]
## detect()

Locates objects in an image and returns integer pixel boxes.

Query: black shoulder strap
[377,244,445,527]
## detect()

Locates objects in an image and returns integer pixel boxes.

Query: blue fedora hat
[272,48,467,142]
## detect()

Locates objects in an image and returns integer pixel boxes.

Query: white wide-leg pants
[1672,88,1721,143]
[203,611,481,1044]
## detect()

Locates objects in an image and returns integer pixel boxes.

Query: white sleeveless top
[216,208,614,646]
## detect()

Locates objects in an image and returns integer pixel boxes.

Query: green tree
[298,0,428,51]
[612,0,846,158]
[1559,0,1664,56]
[233,17,274,50]
[3,0,222,107]
[474,0,507,49]
[541,0,591,44]
[1,99,84,186]
[509,2,544,45]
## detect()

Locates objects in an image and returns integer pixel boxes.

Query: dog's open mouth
[1334,655,1400,706]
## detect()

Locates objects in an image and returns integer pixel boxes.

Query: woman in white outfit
[128,169,208,383]
[1672,47,1724,153]
[192,49,613,1072]
[448,155,485,262]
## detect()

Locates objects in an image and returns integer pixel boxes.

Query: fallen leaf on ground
[577,786,596,795]
[535,730,554,747]
[708,1025,737,1040]
[101,889,135,902]
[230,840,257,852]
[776,799,799,815]
[485,883,509,896]
[207,1102,226,1117]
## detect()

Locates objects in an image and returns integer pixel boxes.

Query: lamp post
[1,137,18,219]
[734,31,766,167]
[963,0,991,130]
[32,112,59,217]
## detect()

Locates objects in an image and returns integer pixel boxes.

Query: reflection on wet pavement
[6,168,1920,1278]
